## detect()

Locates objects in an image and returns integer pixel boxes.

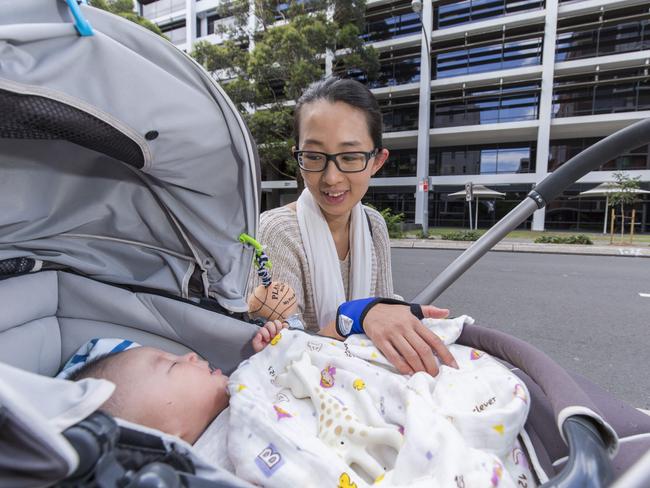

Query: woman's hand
[251,320,288,353]
[363,304,458,376]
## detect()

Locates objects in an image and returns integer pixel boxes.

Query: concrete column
[185,0,196,50]
[325,5,335,76]
[414,0,433,232]
[247,0,257,51]
[531,0,558,231]
[199,15,207,39]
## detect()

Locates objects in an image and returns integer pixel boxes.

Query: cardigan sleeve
[364,206,396,299]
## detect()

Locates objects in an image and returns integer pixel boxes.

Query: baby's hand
[252,320,288,353]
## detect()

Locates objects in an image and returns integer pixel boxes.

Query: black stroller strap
[116,427,195,475]
[58,411,125,487]
[57,411,203,488]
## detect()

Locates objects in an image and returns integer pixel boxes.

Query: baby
[71,317,534,487]
[70,320,286,444]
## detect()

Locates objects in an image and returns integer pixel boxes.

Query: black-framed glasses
[293,148,379,173]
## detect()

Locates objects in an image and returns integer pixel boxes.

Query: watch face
[338,314,354,336]
[284,315,305,330]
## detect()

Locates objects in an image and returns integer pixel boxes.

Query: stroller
[1,1,649,486]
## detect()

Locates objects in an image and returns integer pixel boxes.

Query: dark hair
[293,77,383,149]
[68,352,123,382]
[68,351,128,417]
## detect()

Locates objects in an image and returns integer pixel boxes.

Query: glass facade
[549,138,650,172]
[361,1,421,43]
[371,48,421,88]
[430,185,533,228]
[434,0,545,30]
[555,5,650,62]
[432,81,540,127]
[380,149,418,177]
[431,143,536,175]
[553,68,650,118]
[381,96,420,132]
[545,184,649,233]
[142,0,186,19]
[378,144,536,177]
[363,187,416,222]
[432,25,544,78]
[380,81,540,132]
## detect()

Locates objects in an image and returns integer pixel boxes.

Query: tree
[190,0,379,194]
[88,0,165,36]
[608,171,641,241]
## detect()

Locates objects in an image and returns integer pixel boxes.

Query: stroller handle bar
[413,120,650,487]
[413,117,650,306]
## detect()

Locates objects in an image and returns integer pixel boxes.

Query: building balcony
[550,110,650,139]
[384,119,540,148]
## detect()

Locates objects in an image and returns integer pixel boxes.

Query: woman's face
[296,100,388,222]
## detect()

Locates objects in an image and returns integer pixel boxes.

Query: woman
[248,77,455,375]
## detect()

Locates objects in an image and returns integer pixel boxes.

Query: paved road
[392,248,650,409]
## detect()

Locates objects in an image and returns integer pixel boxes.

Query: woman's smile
[322,189,349,205]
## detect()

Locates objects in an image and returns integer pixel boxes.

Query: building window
[552,68,650,118]
[362,0,422,42]
[339,47,421,88]
[381,95,420,132]
[363,187,416,222]
[434,0,545,30]
[432,81,541,127]
[555,5,650,62]
[431,143,536,175]
[433,185,532,229]
[432,24,544,78]
[549,138,650,172]
[142,0,186,20]
[380,148,418,177]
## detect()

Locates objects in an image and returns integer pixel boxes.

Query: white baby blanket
[227,317,536,487]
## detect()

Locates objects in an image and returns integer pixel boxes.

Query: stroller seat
[0,270,257,377]
[0,269,258,488]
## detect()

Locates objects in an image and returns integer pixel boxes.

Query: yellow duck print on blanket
[338,472,357,488]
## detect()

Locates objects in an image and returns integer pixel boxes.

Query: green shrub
[373,207,404,238]
[534,234,593,245]
[440,230,482,241]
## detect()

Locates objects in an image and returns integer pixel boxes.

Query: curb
[391,239,650,258]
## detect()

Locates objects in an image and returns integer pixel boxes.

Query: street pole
[412,0,432,235]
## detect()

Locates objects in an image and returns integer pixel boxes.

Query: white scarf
[296,189,372,328]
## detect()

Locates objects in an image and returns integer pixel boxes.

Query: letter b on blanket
[255,444,285,477]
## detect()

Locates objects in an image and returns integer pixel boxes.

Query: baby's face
[117,347,229,444]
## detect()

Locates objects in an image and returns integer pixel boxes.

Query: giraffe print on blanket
[277,352,403,480]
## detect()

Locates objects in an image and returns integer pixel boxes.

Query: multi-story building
[138,0,650,232]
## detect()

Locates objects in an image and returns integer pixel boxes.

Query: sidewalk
[391,237,650,258]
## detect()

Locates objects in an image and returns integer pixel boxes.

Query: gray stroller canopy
[0,0,260,311]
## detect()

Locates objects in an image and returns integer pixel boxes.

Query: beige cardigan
[246,205,395,332]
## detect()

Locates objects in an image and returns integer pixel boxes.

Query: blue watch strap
[335,297,425,337]
[336,297,377,337]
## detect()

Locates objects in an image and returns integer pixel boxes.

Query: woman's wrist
[335,297,424,338]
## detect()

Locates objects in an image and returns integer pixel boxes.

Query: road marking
[619,248,642,256]
[639,293,650,298]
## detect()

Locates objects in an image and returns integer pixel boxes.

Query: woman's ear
[370,148,389,176]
